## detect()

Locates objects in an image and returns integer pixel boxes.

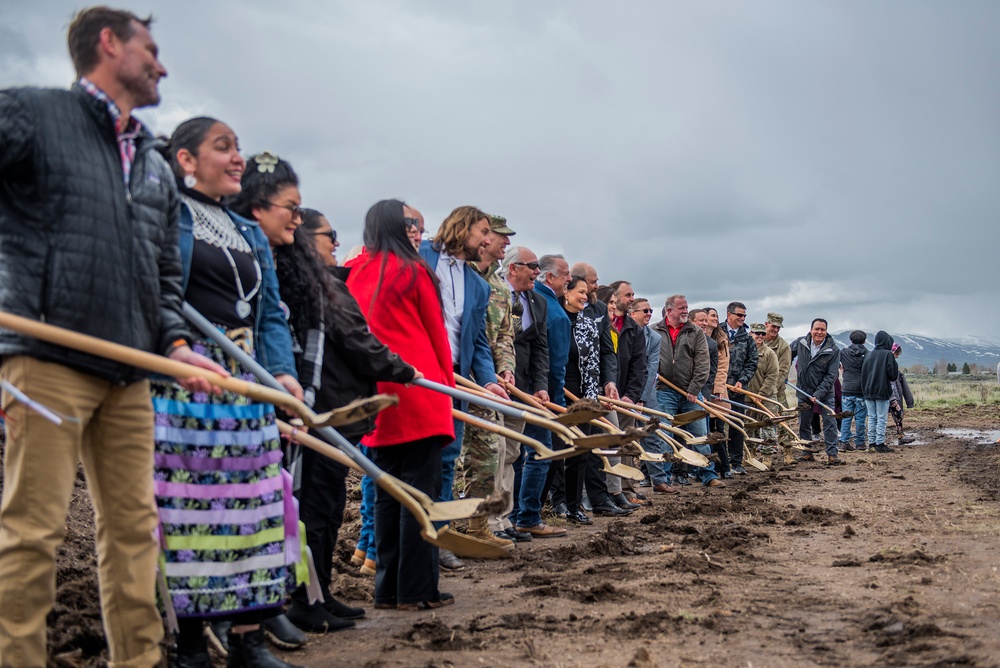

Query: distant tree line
[907,361,981,375]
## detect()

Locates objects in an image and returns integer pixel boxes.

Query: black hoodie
[840,342,869,396]
[860,331,898,400]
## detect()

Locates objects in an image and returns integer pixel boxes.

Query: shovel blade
[639,452,666,462]
[313,394,398,427]
[534,448,580,461]
[676,448,710,467]
[570,433,639,449]
[432,526,513,559]
[553,408,606,426]
[671,410,708,426]
[423,498,486,522]
[606,463,646,481]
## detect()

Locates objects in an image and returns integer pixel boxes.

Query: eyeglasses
[512,261,540,271]
[311,230,338,244]
[265,201,303,219]
[732,312,747,318]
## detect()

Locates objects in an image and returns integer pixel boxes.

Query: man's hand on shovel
[167,344,229,394]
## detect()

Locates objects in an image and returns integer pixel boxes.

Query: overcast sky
[4,1,998,341]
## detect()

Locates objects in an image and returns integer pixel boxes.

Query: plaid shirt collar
[78,77,143,139]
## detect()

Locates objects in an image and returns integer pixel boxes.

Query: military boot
[468,515,514,551]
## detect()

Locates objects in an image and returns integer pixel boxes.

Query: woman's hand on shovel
[168,345,229,394]
[275,374,304,401]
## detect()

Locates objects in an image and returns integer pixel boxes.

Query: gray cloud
[4,1,998,340]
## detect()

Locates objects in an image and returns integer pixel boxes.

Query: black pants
[291,437,351,606]
[710,416,730,476]
[371,438,442,606]
[726,404,746,466]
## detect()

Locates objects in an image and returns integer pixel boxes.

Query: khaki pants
[0,357,162,668]
[491,415,523,532]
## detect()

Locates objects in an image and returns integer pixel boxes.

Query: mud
[7,404,1000,666]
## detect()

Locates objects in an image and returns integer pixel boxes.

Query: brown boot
[468,515,514,551]
[783,447,797,466]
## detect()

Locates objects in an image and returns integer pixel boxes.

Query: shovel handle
[726,383,787,409]
[597,395,675,421]
[451,408,548,450]
[784,380,836,415]
[659,374,748,437]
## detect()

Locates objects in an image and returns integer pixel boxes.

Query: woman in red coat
[346,199,456,610]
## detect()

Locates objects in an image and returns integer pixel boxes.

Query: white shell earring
[183,174,197,189]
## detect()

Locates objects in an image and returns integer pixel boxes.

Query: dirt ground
[32,405,1000,667]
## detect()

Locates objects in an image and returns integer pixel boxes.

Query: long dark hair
[361,199,439,308]
[163,116,219,179]
[228,153,299,221]
[275,222,333,346]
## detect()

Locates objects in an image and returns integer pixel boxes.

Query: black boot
[228,629,304,668]
[322,596,365,620]
[174,627,212,668]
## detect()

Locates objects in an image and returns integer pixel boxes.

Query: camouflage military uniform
[747,336,781,454]
[459,260,516,499]
[764,313,797,461]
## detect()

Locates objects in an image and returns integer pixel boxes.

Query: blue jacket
[419,241,494,384]
[178,201,298,378]
[640,325,662,405]
[534,280,571,407]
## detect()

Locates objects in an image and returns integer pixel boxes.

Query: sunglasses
[635,308,653,314]
[512,261,540,270]
[265,201,303,219]
[732,312,747,318]
[311,230,337,243]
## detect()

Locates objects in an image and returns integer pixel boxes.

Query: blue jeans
[839,396,867,446]
[864,399,889,445]
[513,423,551,528]
[798,391,839,457]
[652,388,717,485]
[355,447,376,561]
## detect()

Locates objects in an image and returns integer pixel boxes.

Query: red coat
[346,251,455,448]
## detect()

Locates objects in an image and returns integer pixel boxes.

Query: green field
[906,374,1000,409]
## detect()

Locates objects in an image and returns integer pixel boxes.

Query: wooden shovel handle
[0,311,319,423]
[597,395,675,421]
[727,383,787,409]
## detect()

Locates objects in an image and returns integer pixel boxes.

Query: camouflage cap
[750,322,767,334]
[488,214,516,236]
[766,312,783,327]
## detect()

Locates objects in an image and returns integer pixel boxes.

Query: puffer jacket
[861,331,898,400]
[791,333,841,399]
[651,319,709,396]
[840,342,868,397]
[726,325,759,386]
[0,84,188,383]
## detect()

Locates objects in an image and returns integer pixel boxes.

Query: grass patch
[907,374,1000,408]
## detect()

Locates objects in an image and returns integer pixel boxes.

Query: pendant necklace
[221,245,262,319]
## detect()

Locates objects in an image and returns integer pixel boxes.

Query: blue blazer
[178,202,298,378]
[419,241,495,383]
[534,280,571,407]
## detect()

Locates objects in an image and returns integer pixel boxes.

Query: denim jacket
[178,201,298,378]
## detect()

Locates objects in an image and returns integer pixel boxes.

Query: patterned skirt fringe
[151,331,301,618]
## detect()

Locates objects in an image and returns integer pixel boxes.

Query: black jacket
[582,299,618,390]
[791,333,841,399]
[703,335,719,400]
[0,84,188,382]
[840,342,868,396]
[861,331,898,401]
[613,313,648,403]
[726,325,759,386]
[513,287,550,394]
[314,270,415,439]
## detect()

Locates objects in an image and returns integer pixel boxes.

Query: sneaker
[359,558,376,576]
[502,527,533,542]
[874,444,895,453]
[439,549,466,571]
[856,444,869,452]
[840,442,857,452]
[732,466,748,476]
[722,471,734,479]
[899,435,916,445]
[672,474,691,486]
[638,477,652,488]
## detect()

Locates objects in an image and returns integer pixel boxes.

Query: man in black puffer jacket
[861,331,899,453]
[790,318,842,463]
[838,330,869,451]
[723,301,758,475]
[0,9,223,667]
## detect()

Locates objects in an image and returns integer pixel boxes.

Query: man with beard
[460,214,518,551]
[420,206,510,570]
[723,301,758,476]
[496,246,550,540]
[651,295,722,491]
[0,8,225,666]
[790,319,843,463]
[514,255,571,538]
